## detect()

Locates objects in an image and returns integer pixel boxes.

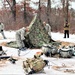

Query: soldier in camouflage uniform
[43,22,51,41]
[23,56,49,74]
[0,22,6,39]
[16,27,29,51]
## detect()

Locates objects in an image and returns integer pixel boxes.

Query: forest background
[0,0,75,34]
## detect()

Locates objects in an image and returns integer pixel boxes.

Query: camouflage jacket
[16,27,26,40]
[45,24,51,36]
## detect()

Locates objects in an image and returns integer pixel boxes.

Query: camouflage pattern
[23,60,31,73]
[44,23,51,37]
[16,27,26,48]
[0,22,6,39]
[23,57,46,73]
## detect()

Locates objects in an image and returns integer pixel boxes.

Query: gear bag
[23,58,46,73]
[42,45,58,57]
[59,48,72,58]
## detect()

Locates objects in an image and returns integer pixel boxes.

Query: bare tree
[61,0,66,19]
[24,0,27,22]
[61,0,71,23]
[6,0,16,20]
[38,0,41,22]
[47,0,51,25]
[66,0,69,23]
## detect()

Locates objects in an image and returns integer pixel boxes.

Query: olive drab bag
[29,58,46,72]
[23,58,46,73]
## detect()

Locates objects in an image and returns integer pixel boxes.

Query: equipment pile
[42,43,75,58]
[0,46,18,64]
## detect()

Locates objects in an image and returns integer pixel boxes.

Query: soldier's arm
[49,25,51,31]
[21,29,25,40]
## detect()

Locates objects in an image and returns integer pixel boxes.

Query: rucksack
[42,45,58,57]
[59,48,72,58]
[23,58,46,73]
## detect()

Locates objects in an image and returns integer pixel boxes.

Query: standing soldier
[43,22,51,37]
[64,21,69,38]
[43,22,55,42]
[0,22,6,39]
[16,27,29,52]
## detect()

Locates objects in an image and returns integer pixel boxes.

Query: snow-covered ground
[52,32,75,43]
[0,31,75,75]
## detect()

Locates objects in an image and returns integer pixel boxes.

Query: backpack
[59,48,72,58]
[42,45,58,57]
[23,58,46,73]
[29,58,46,72]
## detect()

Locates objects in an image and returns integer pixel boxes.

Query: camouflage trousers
[0,31,6,39]
[16,34,25,49]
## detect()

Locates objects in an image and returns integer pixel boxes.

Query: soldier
[43,22,55,42]
[43,22,51,39]
[23,57,49,75]
[16,27,29,51]
[0,22,6,39]
[64,21,69,38]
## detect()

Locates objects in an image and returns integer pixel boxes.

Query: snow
[51,32,75,43]
[0,31,16,43]
[0,31,75,75]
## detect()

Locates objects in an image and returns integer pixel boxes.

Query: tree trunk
[24,0,27,23]
[38,0,41,22]
[62,0,66,21]
[12,0,16,21]
[66,0,69,23]
[6,0,16,21]
[47,0,51,25]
